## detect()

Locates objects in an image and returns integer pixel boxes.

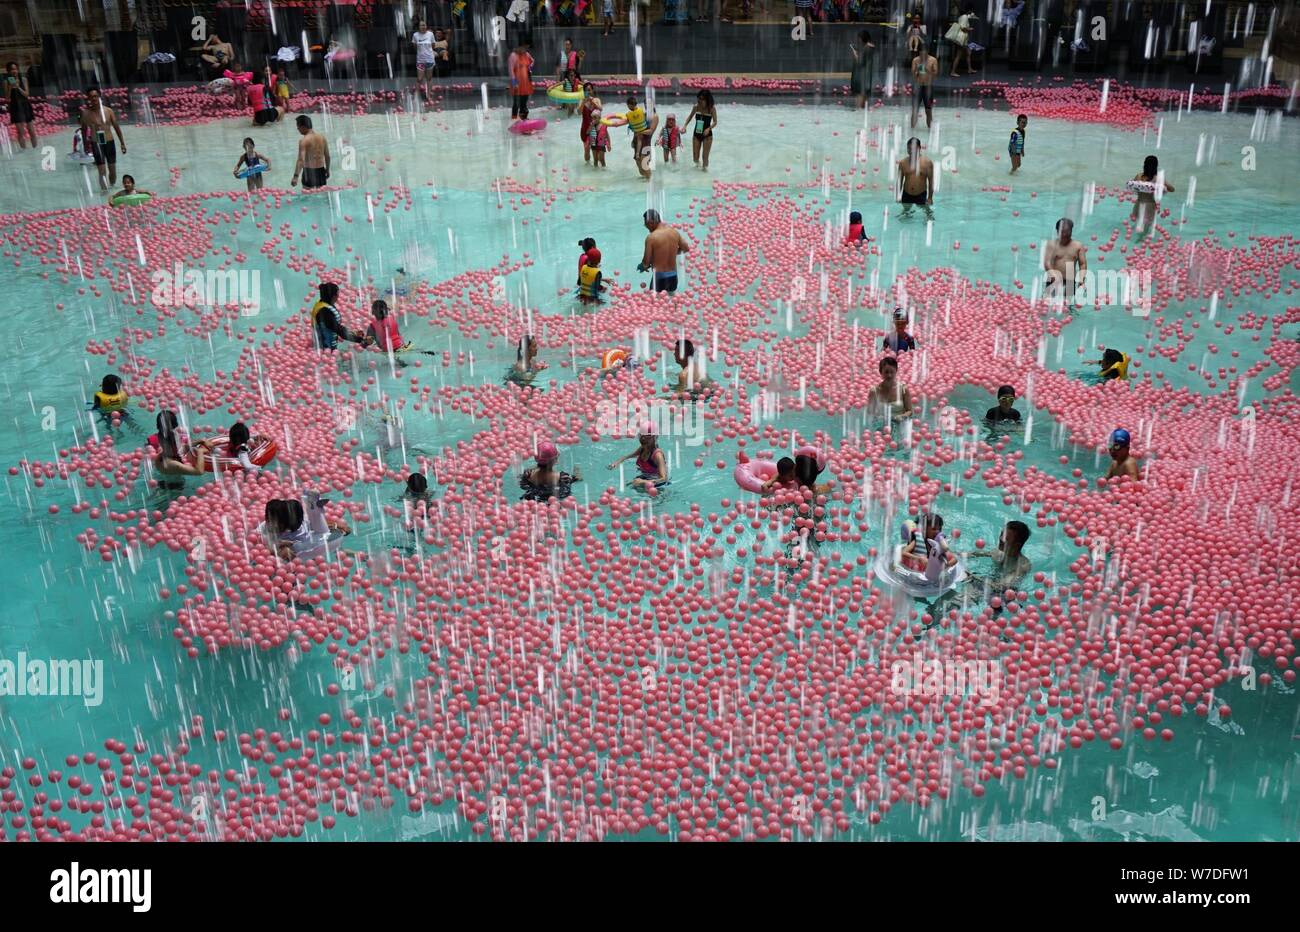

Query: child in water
[901,513,957,576]
[609,429,668,490]
[843,210,869,246]
[511,335,546,383]
[1008,114,1027,174]
[577,251,603,304]
[587,109,609,168]
[966,519,1032,588]
[404,473,433,502]
[263,493,351,562]
[366,299,409,352]
[89,374,130,422]
[195,421,262,472]
[1085,347,1129,381]
[109,175,154,204]
[233,137,270,192]
[984,385,1022,423]
[761,457,800,494]
[882,307,916,353]
[658,114,682,164]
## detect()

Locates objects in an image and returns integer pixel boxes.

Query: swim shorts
[901,189,927,206]
[653,271,678,293]
[91,140,116,166]
[253,107,279,125]
[301,166,329,189]
[913,83,933,108]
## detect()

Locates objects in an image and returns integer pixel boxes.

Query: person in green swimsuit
[849,30,876,110]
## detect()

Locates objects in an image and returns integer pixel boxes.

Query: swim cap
[892,306,908,322]
[585,247,601,264]
[535,441,559,465]
[1109,428,1131,447]
[997,384,1016,398]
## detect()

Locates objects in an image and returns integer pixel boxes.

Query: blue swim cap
[1110,428,1131,446]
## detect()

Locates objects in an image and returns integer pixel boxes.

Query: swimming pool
[1,93,1298,841]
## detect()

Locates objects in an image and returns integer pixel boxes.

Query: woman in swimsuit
[867,356,914,419]
[609,430,668,490]
[149,409,206,477]
[683,89,717,171]
[1130,154,1174,236]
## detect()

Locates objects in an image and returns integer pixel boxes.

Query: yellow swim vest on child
[578,264,601,298]
[625,107,648,134]
[94,390,129,412]
[1102,352,1130,380]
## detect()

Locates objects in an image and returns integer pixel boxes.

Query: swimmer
[1007,113,1027,173]
[761,457,800,494]
[1130,155,1174,235]
[671,338,710,393]
[965,519,1032,589]
[234,137,270,192]
[1085,347,1129,381]
[521,441,583,497]
[1104,428,1140,482]
[658,114,682,164]
[1043,217,1087,305]
[263,494,350,562]
[868,356,914,419]
[291,115,330,190]
[366,299,410,353]
[311,282,370,351]
[577,250,603,304]
[882,306,916,353]
[404,473,433,502]
[149,409,205,476]
[109,174,153,204]
[794,453,833,495]
[984,384,1022,424]
[897,137,934,219]
[843,210,869,246]
[80,85,126,192]
[512,335,544,382]
[195,421,262,472]
[89,374,130,422]
[902,512,957,572]
[609,430,668,490]
[639,209,689,294]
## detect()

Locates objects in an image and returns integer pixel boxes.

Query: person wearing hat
[882,307,917,353]
[1104,429,1140,481]
[985,385,1021,424]
[637,209,690,294]
[522,441,582,499]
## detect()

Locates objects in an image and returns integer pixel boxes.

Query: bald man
[1043,217,1087,304]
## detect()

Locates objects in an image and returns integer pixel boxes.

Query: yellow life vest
[1102,352,1130,381]
[94,390,129,412]
[578,265,601,298]
[625,107,648,134]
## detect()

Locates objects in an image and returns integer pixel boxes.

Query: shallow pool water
[1,96,1298,841]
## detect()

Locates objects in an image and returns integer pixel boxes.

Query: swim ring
[1125,179,1159,194]
[873,543,967,598]
[110,193,153,207]
[237,163,269,178]
[509,119,548,135]
[202,436,278,473]
[600,348,627,370]
[734,458,779,493]
[548,84,584,103]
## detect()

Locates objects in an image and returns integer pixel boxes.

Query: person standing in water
[291,115,331,190]
[80,86,126,192]
[1042,217,1087,305]
[683,90,717,171]
[4,62,37,149]
[1104,428,1140,481]
[849,30,876,110]
[638,209,690,294]
[910,40,938,130]
[1130,155,1174,236]
[897,137,934,219]
[868,356,913,418]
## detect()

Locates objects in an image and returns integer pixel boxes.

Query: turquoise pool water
[1,97,1298,841]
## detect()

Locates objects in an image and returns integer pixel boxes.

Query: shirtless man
[1104,428,1140,481]
[79,86,126,192]
[638,209,689,294]
[1042,217,1088,306]
[291,115,331,190]
[910,39,938,130]
[897,137,934,219]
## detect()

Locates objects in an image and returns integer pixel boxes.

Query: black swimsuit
[693,112,712,138]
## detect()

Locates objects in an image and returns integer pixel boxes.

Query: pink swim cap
[535,441,559,465]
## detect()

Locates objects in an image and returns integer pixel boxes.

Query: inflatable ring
[203,435,277,472]
[600,348,627,370]
[548,84,584,103]
[237,163,269,178]
[733,458,779,493]
[1125,179,1159,194]
[873,543,967,598]
[600,116,624,127]
[509,119,548,135]
[110,193,153,207]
